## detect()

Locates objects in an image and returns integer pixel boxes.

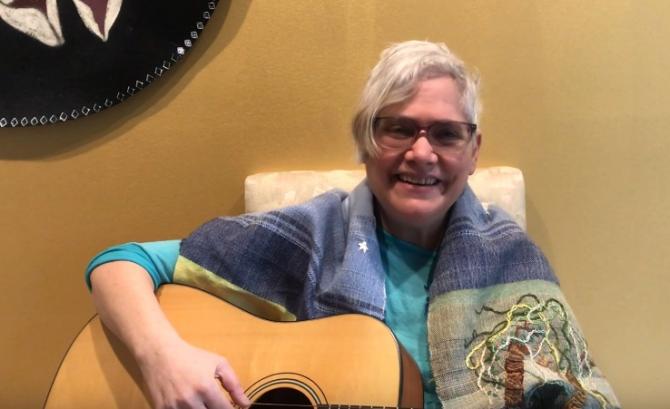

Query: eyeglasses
[373,116,477,152]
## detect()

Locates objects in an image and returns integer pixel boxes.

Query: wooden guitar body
[45,285,423,408]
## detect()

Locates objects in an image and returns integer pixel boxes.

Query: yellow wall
[1,1,667,407]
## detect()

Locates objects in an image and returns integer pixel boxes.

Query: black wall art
[0,0,220,127]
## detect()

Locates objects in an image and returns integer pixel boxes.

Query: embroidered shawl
[176,182,619,408]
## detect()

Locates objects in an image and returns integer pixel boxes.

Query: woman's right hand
[137,338,251,409]
[89,261,251,409]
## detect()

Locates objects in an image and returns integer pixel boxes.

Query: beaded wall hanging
[0,0,220,127]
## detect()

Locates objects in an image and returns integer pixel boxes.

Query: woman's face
[364,76,481,247]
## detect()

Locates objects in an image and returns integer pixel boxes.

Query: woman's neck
[376,210,445,250]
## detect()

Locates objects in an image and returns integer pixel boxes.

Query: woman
[87,41,619,409]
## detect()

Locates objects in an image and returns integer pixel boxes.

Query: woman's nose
[406,133,438,165]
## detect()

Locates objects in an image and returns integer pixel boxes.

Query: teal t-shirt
[85,240,179,290]
[377,229,440,409]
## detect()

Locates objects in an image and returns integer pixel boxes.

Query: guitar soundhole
[251,387,311,408]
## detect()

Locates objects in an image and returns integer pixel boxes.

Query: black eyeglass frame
[373,116,478,142]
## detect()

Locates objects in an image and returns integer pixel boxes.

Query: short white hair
[352,40,481,160]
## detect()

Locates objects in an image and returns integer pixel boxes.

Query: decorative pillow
[245,166,526,229]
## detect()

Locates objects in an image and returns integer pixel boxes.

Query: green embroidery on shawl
[427,280,617,409]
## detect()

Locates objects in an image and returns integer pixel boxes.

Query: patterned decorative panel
[0,0,220,127]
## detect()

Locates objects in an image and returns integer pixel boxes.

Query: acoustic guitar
[44,284,424,409]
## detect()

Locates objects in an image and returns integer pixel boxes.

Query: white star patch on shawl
[358,240,368,254]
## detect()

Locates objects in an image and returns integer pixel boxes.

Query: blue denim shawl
[179,181,556,320]
[179,181,619,408]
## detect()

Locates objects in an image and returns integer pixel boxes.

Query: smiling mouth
[397,174,440,186]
